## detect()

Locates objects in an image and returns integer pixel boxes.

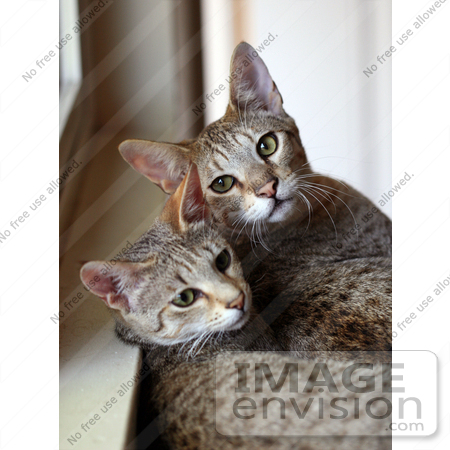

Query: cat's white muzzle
[256,195,293,223]
[223,291,251,330]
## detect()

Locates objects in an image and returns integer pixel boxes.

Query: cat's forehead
[195,113,295,167]
[137,227,230,291]
[133,222,225,262]
[195,119,260,173]
[197,116,270,147]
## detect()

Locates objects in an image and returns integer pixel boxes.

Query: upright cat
[118,42,392,353]
[80,165,391,449]
[118,42,391,259]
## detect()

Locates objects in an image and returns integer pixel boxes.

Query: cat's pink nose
[227,292,245,310]
[257,179,277,198]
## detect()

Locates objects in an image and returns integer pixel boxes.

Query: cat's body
[145,347,391,450]
[119,43,392,357]
[81,166,391,449]
[236,181,392,357]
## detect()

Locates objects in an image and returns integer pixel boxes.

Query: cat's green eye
[173,289,196,307]
[257,134,277,157]
[211,175,234,193]
[216,249,231,272]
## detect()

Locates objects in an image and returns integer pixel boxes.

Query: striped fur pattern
[117,42,392,356]
[101,43,393,448]
[80,165,391,449]
[81,182,391,450]
[80,165,252,350]
[112,219,252,349]
[118,43,391,255]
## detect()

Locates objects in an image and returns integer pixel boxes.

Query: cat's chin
[266,197,295,223]
[225,308,250,331]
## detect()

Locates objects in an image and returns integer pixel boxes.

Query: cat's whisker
[292,190,312,235]
[301,183,337,213]
[299,185,338,244]
[292,165,354,189]
[188,330,208,359]
[243,217,254,243]
[213,330,223,346]
[249,218,266,253]
[195,330,215,356]
[298,178,359,199]
[295,175,358,199]
[234,214,251,245]
[178,337,193,357]
[231,211,247,233]
[256,220,264,251]
[250,220,257,250]
[255,218,273,253]
[300,181,359,234]
[191,333,204,357]
[293,168,353,192]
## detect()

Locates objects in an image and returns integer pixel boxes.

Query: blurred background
[59,1,391,448]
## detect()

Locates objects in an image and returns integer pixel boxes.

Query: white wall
[201,0,392,218]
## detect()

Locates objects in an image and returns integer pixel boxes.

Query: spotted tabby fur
[81,165,391,449]
[118,43,392,356]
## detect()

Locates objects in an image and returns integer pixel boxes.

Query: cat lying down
[119,41,392,359]
[81,164,391,449]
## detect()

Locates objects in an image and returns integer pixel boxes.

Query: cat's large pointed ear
[160,162,210,231]
[229,42,283,116]
[80,261,145,312]
[119,139,191,194]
